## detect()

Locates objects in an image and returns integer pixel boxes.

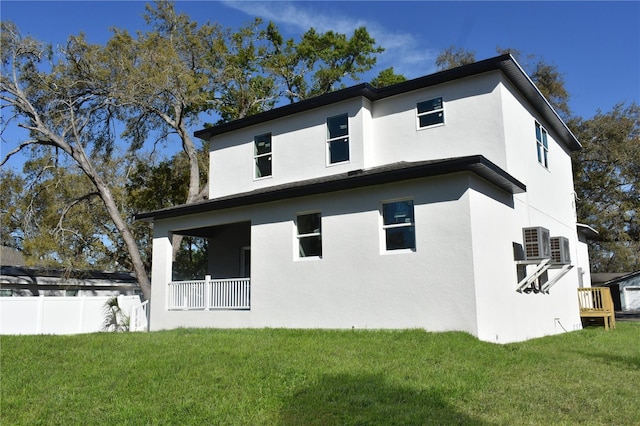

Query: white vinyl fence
[0,295,148,335]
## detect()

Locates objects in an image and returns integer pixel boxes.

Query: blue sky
[1,1,639,168]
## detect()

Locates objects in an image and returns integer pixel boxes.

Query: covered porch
[169,221,251,310]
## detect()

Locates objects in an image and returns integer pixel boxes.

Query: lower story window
[297,212,322,257]
[382,200,415,251]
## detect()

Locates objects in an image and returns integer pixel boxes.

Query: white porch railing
[168,276,250,310]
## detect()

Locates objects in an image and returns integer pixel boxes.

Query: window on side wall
[417,97,444,129]
[382,200,416,251]
[535,122,549,169]
[297,212,322,258]
[254,133,272,179]
[326,114,349,164]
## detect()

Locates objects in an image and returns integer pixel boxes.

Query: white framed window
[417,97,444,129]
[254,133,272,179]
[535,122,549,169]
[326,114,349,164]
[382,199,415,251]
[296,212,322,258]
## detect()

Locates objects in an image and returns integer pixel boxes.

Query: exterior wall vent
[522,227,551,260]
[550,236,571,264]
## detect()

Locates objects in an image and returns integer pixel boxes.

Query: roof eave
[194,54,581,151]
[134,155,525,222]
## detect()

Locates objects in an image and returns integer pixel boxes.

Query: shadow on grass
[280,373,489,425]
[572,349,640,370]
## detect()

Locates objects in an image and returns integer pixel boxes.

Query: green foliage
[370,67,407,88]
[124,149,209,274]
[435,45,476,70]
[297,27,383,98]
[497,47,572,119]
[530,60,571,120]
[172,238,209,280]
[215,18,277,122]
[0,155,118,270]
[0,169,26,250]
[571,103,640,271]
[2,326,639,424]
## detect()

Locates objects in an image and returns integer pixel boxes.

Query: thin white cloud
[220,1,437,80]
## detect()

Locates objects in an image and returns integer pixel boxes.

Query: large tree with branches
[1,21,153,299]
[1,1,384,298]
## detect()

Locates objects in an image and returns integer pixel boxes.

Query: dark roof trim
[195,54,581,151]
[0,266,138,283]
[603,270,640,286]
[135,155,526,222]
[576,223,599,240]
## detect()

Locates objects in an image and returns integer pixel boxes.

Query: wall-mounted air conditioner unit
[522,227,551,260]
[550,236,571,264]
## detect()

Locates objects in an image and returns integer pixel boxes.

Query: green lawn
[2,324,639,425]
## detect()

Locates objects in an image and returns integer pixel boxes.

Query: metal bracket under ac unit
[515,258,551,293]
[515,259,574,294]
[540,264,574,293]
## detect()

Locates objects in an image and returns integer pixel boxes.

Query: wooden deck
[578,287,616,329]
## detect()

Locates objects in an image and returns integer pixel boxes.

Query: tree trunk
[72,151,152,301]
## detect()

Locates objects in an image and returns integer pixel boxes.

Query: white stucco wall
[209,97,369,198]
[150,174,483,336]
[467,176,582,343]
[371,73,507,168]
[149,66,588,343]
[208,71,515,199]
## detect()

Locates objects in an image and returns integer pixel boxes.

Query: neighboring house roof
[194,54,581,152]
[577,223,599,240]
[601,270,640,286]
[591,272,632,285]
[0,266,139,292]
[0,246,25,267]
[135,155,526,222]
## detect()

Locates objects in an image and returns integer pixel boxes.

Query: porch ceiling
[174,226,219,238]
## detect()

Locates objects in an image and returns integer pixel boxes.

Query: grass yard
[2,324,639,425]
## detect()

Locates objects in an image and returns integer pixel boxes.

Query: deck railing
[168,276,250,310]
[577,287,615,329]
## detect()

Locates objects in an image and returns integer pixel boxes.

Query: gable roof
[195,54,581,152]
[602,270,640,286]
[135,155,525,222]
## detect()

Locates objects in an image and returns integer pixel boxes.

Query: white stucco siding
[370,72,508,169]
[209,97,369,198]
[576,233,592,287]
[150,174,480,336]
[467,176,582,343]
[500,76,578,228]
[498,77,586,324]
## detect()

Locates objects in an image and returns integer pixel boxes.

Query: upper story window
[535,122,549,169]
[417,97,444,129]
[382,200,416,251]
[326,114,349,164]
[297,212,322,258]
[254,133,272,179]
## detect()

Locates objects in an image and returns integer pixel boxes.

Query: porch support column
[149,224,174,330]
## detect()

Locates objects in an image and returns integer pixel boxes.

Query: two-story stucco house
[136,54,591,343]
